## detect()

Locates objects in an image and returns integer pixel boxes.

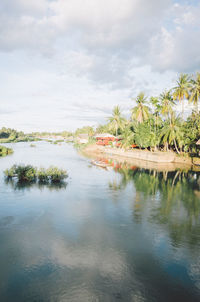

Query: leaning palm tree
[160,90,175,124]
[173,73,192,120]
[189,72,200,112]
[108,106,126,136]
[131,92,150,123]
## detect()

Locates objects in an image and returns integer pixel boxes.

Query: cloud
[148,2,200,72]
[0,0,199,130]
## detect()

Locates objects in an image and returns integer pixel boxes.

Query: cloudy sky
[0,0,200,132]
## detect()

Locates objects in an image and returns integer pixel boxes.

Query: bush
[4,165,68,184]
[46,166,68,183]
[37,168,49,182]
[5,164,37,181]
[0,145,13,156]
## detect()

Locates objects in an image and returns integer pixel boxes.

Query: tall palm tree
[160,113,183,153]
[189,72,200,112]
[131,92,150,123]
[108,106,126,136]
[173,73,192,120]
[160,90,175,124]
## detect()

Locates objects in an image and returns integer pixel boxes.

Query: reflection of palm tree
[132,93,150,123]
[111,163,200,249]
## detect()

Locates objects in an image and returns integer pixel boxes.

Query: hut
[94,133,118,146]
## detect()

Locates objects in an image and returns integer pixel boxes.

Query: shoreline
[82,144,200,171]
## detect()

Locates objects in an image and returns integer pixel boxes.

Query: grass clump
[4,164,68,184]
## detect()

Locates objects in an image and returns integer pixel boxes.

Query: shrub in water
[12,165,37,181]
[0,145,13,156]
[46,166,68,183]
[37,168,49,183]
[4,165,68,184]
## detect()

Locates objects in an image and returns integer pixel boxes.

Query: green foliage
[37,168,50,182]
[75,126,94,137]
[173,73,192,118]
[131,93,150,123]
[4,165,37,181]
[134,122,155,148]
[0,127,40,143]
[94,72,200,154]
[120,126,134,150]
[0,145,13,156]
[107,105,126,136]
[45,166,68,183]
[4,165,68,184]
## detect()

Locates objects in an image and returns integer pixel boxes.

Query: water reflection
[109,160,200,249]
[4,178,68,191]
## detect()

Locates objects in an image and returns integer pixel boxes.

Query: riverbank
[82,144,200,170]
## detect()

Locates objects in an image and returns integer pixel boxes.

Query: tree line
[96,72,200,154]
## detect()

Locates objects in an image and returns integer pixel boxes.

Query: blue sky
[0,0,200,132]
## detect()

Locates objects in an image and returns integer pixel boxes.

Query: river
[0,141,200,301]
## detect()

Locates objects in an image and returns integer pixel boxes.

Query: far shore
[82,144,200,171]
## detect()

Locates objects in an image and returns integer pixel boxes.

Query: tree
[131,93,150,123]
[120,126,134,150]
[160,90,175,124]
[173,73,192,119]
[189,72,200,112]
[108,106,126,136]
[160,113,183,153]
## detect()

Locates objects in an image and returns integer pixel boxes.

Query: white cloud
[0,0,199,130]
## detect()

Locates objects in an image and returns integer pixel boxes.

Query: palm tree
[173,73,192,119]
[108,106,126,136]
[189,72,200,112]
[150,97,161,128]
[160,90,175,124]
[131,92,150,123]
[160,113,183,153]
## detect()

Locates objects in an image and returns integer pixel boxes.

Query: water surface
[0,142,200,301]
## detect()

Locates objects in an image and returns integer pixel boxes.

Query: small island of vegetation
[4,165,68,184]
[0,145,13,157]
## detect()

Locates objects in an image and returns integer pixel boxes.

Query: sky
[0,0,200,132]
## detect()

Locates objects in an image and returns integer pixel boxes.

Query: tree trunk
[181,98,184,120]
[174,139,180,154]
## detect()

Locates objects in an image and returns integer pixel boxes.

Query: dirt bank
[82,144,200,171]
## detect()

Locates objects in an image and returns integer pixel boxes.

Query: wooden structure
[94,133,118,146]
